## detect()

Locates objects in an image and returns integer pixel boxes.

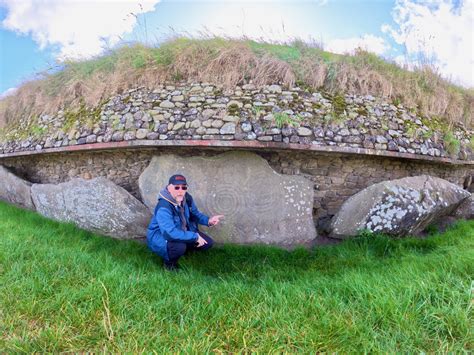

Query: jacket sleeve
[155,207,199,243]
[189,199,210,226]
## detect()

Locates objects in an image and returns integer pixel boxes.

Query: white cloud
[209,0,328,4]
[383,0,474,87]
[0,87,17,99]
[311,0,328,5]
[325,34,390,55]
[1,0,160,60]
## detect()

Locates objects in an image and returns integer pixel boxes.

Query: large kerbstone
[453,194,474,220]
[31,177,151,239]
[0,165,35,210]
[330,175,470,238]
[139,151,316,246]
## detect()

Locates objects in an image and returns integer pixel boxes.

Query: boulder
[452,194,474,220]
[139,151,316,247]
[31,178,151,239]
[330,175,470,239]
[0,165,35,210]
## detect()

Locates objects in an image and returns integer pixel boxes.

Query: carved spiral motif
[248,171,279,215]
[204,184,245,218]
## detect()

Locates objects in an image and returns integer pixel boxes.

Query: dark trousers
[166,232,214,265]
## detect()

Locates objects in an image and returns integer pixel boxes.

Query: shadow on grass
[181,232,443,281]
[2,201,467,283]
[96,230,442,282]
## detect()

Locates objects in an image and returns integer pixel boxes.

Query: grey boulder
[452,194,474,220]
[330,175,470,238]
[31,177,151,239]
[463,175,473,193]
[0,165,35,210]
[139,151,316,247]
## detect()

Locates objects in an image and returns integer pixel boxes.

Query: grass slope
[0,200,473,352]
[1,38,472,130]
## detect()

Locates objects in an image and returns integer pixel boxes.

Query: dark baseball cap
[169,174,187,185]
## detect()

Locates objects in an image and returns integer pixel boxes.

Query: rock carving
[139,151,316,246]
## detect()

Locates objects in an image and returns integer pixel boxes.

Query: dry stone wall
[1,83,472,161]
[2,147,471,233]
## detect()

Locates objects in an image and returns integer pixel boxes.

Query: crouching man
[147,174,223,271]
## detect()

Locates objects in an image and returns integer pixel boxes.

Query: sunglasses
[174,185,188,190]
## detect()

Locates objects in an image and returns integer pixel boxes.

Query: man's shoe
[164,262,180,271]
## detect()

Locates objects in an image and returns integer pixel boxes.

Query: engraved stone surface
[139,151,316,246]
[0,165,35,210]
[453,194,474,220]
[31,177,151,239]
[330,175,470,239]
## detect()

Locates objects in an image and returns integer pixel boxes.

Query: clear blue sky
[0,0,472,95]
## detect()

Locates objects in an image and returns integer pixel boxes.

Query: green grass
[444,131,461,156]
[0,200,473,352]
[274,112,301,128]
[248,40,303,62]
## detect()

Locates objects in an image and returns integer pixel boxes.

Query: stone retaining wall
[2,145,471,233]
[1,83,473,162]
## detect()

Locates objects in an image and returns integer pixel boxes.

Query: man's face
[168,184,187,203]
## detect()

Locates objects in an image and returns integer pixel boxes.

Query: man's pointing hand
[208,215,224,226]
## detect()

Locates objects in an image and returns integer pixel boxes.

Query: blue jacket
[147,187,210,261]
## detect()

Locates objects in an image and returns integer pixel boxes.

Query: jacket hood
[158,187,180,206]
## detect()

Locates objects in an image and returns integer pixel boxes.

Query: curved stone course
[1,83,472,162]
[1,139,473,165]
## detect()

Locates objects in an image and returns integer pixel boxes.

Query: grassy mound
[0,200,472,352]
[1,38,472,130]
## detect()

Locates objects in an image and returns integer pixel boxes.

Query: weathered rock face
[453,194,474,220]
[463,175,474,192]
[0,165,35,210]
[31,177,151,239]
[330,175,470,238]
[139,151,316,246]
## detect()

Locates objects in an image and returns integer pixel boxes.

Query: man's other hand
[196,234,208,247]
[208,215,224,226]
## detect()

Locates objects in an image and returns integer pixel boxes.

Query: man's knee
[167,241,187,260]
[205,235,214,248]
